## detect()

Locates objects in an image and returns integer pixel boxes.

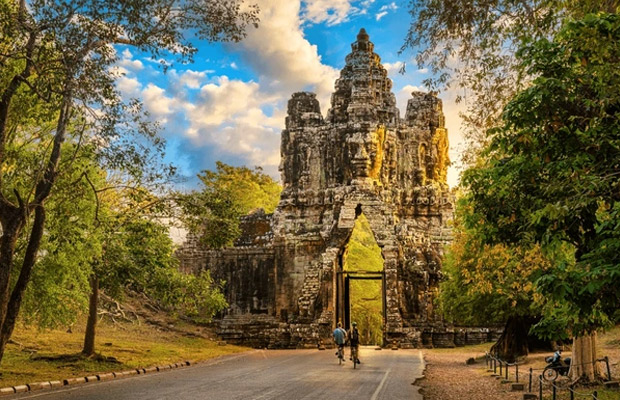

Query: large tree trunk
[569,332,601,382]
[0,205,46,361]
[82,274,99,356]
[490,316,531,362]
[0,210,23,296]
[0,91,71,364]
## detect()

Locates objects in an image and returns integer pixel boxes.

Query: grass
[0,318,248,388]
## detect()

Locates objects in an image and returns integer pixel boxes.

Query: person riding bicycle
[348,321,361,364]
[551,348,562,364]
[333,322,347,361]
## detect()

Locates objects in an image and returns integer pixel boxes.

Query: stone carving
[177,29,498,348]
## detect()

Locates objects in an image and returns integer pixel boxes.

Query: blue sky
[113,0,465,189]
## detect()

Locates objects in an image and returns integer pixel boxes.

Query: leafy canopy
[402,0,618,160]
[180,162,282,248]
[439,198,549,327]
[462,12,620,335]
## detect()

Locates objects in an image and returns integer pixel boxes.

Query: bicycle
[351,346,359,369]
[337,345,345,365]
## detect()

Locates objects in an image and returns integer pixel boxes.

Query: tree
[82,210,228,356]
[179,162,281,248]
[462,13,620,381]
[0,0,258,363]
[440,198,555,361]
[402,0,618,161]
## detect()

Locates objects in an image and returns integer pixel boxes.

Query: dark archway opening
[336,210,385,345]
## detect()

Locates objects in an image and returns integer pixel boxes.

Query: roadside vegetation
[406,0,620,385]
[0,314,247,388]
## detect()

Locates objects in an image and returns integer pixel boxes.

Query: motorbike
[543,353,571,381]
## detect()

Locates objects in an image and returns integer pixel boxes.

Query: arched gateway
[178,29,462,348]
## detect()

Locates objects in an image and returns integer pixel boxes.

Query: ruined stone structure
[178,29,499,348]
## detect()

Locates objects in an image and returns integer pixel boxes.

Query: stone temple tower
[178,28,463,348]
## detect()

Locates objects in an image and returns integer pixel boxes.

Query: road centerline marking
[370,367,391,400]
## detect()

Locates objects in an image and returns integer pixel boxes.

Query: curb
[0,360,192,396]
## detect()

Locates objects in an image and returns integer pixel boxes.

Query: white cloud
[177,70,209,89]
[417,67,428,74]
[230,62,238,69]
[302,0,377,25]
[303,0,355,25]
[118,48,144,72]
[233,0,339,112]
[379,2,397,11]
[116,76,142,97]
[142,83,177,117]
[376,2,397,21]
[383,61,403,75]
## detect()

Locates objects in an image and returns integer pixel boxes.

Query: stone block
[511,383,525,391]
[49,381,63,388]
[522,394,537,400]
[97,373,115,381]
[63,378,86,385]
[28,382,51,391]
[0,387,15,395]
[85,375,99,382]
[13,385,28,393]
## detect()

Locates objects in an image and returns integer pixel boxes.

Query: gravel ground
[418,327,620,400]
[418,346,523,400]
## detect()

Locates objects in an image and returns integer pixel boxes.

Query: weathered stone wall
[177,29,487,349]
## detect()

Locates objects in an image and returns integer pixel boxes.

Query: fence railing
[537,374,599,400]
[485,352,520,383]
[484,352,614,400]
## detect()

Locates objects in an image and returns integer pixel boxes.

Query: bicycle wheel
[543,367,558,381]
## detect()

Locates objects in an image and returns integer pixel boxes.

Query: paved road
[8,347,424,400]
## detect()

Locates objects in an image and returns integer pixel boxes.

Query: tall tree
[0,0,258,363]
[462,13,620,381]
[179,162,281,248]
[440,198,555,361]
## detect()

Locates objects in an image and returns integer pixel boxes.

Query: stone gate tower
[178,29,456,348]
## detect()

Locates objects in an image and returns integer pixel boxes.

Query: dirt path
[418,328,620,400]
[419,346,523,400]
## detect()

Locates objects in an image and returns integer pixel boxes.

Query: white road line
[370,367,391,400]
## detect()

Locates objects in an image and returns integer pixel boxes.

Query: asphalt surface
[7,346,424,400]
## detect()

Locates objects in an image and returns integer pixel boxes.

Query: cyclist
[333,322,347,361]
[348,321,361,364]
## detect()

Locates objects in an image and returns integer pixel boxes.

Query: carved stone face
[347,128,385,181]
[347,132,371,178]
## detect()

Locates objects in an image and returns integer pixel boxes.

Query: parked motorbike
[543,353,571,381]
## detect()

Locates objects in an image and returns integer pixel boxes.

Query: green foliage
[180,162,282,248]
[439,198,549,326]
[16,139,103,329]
[100,215,227,323]
[462,13,620,336]
[344,214,383,345]
[149,269,228,323]
[402,0,618,161]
